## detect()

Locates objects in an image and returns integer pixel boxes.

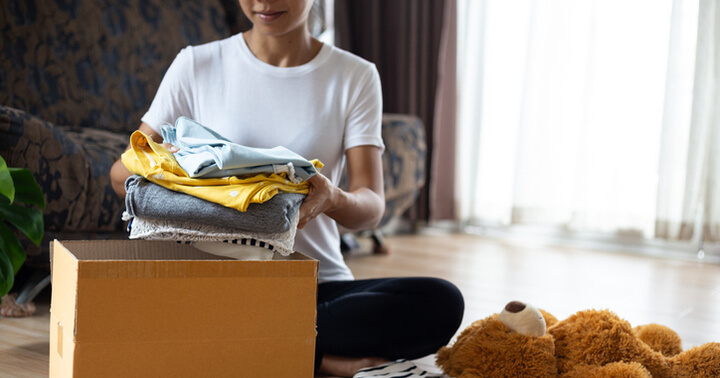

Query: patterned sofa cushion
[0,106,127,236]
[339,114,427,228]
[0,0,232,134]
[380,114,427,226]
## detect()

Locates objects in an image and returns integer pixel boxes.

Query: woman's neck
[243,28,322,68]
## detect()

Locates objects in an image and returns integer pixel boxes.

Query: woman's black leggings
[314,277,465,371]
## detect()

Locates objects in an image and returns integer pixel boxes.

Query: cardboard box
[49,240,318,377]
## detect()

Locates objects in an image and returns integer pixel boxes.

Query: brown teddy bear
[436,301,720,377]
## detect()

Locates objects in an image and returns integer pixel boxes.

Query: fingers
[298,174,328,229]
[298,211,313,229]
[298,217,309,229]
[298,194,319,229]
[160,143,179,153]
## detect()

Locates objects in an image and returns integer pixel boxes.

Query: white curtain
[656,0,720,242]
[456,0,720,243]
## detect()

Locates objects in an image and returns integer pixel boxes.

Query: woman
[110,0,464,375]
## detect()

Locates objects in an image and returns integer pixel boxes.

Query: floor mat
[354,359,449,378]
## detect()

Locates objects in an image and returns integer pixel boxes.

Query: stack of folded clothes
[121,117,323,259]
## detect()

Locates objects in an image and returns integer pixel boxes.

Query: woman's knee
[408,277,465,339]
[431,278,465,332]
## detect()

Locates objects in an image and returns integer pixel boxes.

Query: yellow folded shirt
[121,130,323,211]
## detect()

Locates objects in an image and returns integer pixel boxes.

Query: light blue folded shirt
[161,116,317,182]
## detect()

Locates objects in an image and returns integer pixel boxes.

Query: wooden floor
[2,231,720,377]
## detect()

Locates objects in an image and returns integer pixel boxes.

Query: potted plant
[0,155,45,301]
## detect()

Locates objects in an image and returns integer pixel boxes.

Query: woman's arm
[109,122,167,198]
[298,145,385,230]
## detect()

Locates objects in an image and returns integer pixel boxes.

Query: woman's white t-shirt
[141,33,384,282]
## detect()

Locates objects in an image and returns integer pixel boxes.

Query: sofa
[0,0,426,301]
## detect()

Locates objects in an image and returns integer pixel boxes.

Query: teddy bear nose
[505,301,527,313]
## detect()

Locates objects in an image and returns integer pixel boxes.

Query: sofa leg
[16,270,51,305]
[371,229,391,255]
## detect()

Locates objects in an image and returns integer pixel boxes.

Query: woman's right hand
[110,122,169,198]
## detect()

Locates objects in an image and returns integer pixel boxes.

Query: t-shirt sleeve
[344,65,385,152]
[141,47,196,134]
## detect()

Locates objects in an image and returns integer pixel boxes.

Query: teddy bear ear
[633,324,683,356]
[540,309,559,328]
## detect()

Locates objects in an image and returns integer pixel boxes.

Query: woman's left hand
[298,172,338,229]
[296,145,384,231]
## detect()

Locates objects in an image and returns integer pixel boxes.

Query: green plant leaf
[0,204,44,245]
[0,242,14,299]
[8,168,45,209]
[0,222,26,275]
[0,156,14,204]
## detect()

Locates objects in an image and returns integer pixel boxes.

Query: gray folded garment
[128,214,299,257]
[124,175,304,233]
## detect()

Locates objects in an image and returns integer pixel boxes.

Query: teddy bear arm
[668,342,720,378]
[560,362,652,378]
[539,308,558,328]
[435,345,453,372]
